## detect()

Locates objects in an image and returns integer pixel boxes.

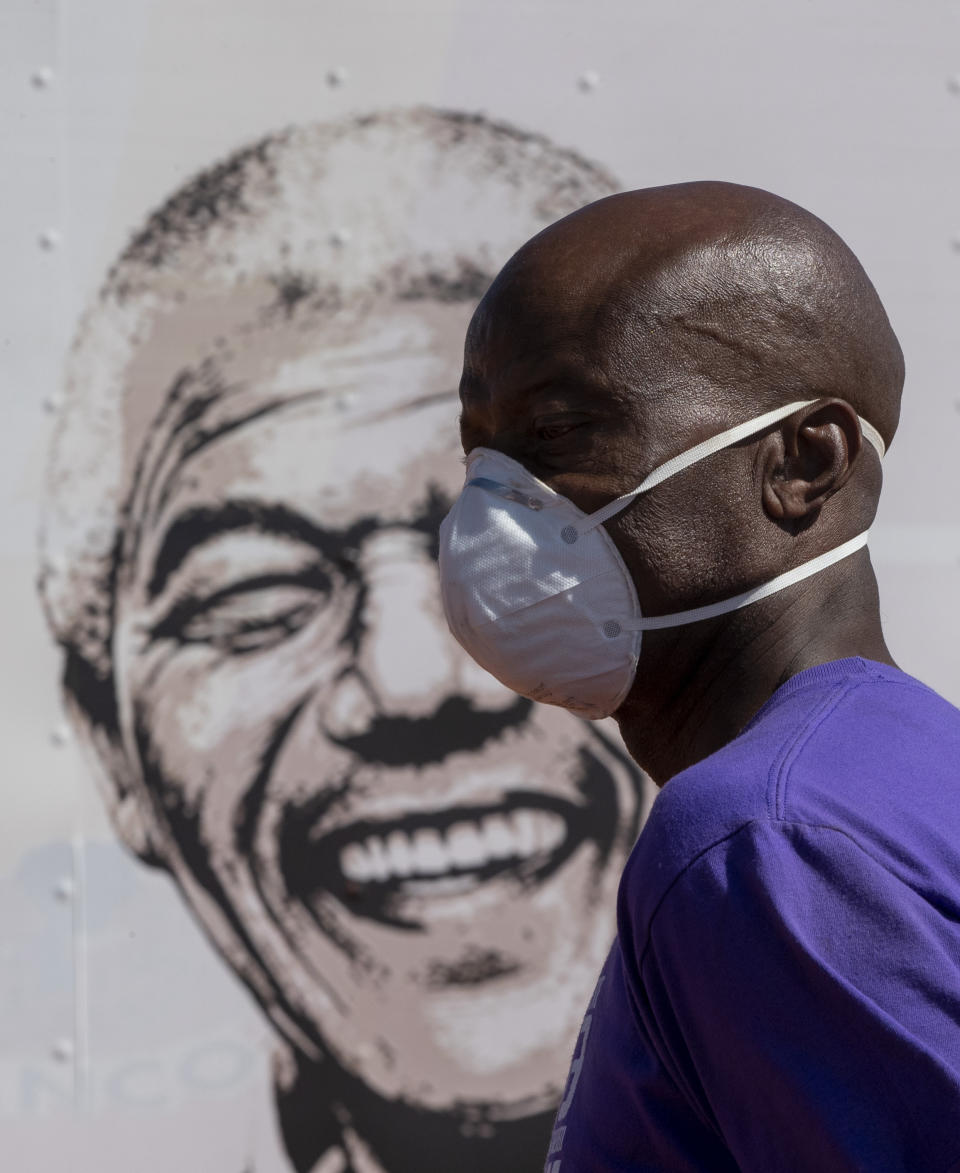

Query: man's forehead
[460,286,652,415]
[462,239,668,392]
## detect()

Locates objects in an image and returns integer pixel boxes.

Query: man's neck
[614,557,895,787]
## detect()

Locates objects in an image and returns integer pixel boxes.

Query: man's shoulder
[620,657,960,934]
[779,660,960,884]
[779,658,960,814]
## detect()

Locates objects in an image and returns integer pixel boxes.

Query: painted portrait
[38,108,651,1172]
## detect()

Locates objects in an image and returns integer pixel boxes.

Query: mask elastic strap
[575,400,885,538]
[618,530,870,633]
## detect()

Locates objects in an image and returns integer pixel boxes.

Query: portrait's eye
[151,567,335,654]
[335,548,361,577]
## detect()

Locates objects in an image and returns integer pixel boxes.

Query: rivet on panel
[54,876,75,901]
[578,70,600,93]
[50,723,71,748]
[948,75,960,95]
[31,66,54,89]
[38,229,61,251]
[327,67,349,88]
[51,1038,74,1062]
[330,228,352,247]
[43,392,62,414]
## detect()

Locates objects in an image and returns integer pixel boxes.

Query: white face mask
[438,400,885,720]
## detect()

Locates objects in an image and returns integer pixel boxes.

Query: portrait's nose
[329,529,513,726]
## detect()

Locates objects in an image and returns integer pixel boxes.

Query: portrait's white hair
[38,107,618,696]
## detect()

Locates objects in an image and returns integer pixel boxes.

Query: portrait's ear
[761,398,862,524]
[62,681,166,868]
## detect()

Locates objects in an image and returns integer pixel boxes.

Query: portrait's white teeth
[385,830,414,877]
[446,822,487,869]
[336,809,571,885]
[366,836,391,882]
[510,809,538,856]
[480,814,516,859]
[536,812,567,854]
[341,842,374,883]
[410,828,448,875]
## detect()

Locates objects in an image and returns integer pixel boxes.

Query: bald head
[468,180,904,450]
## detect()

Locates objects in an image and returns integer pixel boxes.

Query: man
[441,181,960,1170]
[38,110,650,1172]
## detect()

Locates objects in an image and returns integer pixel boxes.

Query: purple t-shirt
[547,658,960,1172]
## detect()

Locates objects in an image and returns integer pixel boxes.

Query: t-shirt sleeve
[627,819,960,1173]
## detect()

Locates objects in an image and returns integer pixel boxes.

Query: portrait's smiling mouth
[287,793,585,929]
[336,804,567,889]
[278,744,624,932]
[321,795,575,907]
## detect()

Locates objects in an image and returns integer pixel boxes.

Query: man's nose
[345,530,513,719]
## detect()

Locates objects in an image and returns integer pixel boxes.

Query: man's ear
[62,681,166,867]
[761,398,862,523]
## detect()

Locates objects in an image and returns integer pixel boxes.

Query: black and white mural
[36,109,649,1172]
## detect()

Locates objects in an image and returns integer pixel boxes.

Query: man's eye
[151,570,334,654]
[535,421,583,442]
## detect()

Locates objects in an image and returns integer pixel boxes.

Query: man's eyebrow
[460,372,598,405]
[147,501,377,600]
